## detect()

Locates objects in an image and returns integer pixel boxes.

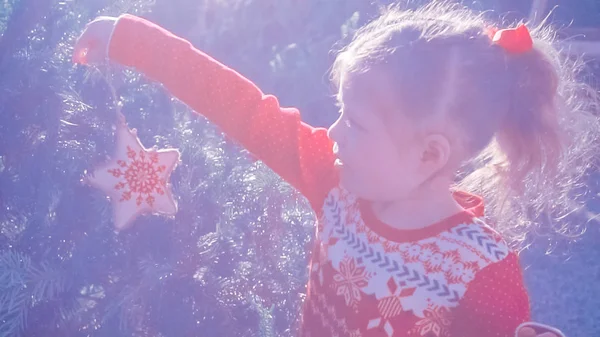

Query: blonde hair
[331,1,600,248]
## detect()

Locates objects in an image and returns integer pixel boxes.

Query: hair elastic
[487,23,534,54]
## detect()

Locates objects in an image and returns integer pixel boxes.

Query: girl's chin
[338,170,378,201]
[339,171,358,193]
[337,163,366,195]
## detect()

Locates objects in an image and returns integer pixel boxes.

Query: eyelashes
[345,118,366,132]
[335,103,351,128]
[335,102,365,131]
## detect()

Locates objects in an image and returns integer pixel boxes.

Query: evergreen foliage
[0,1,598,336]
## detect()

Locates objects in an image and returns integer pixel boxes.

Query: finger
[94,16,115,22]
[537,333,561,337]
[73,35,98,65]
[517,327,537,337]
[521,323,566,337]
[72,45,88,65]
[72,31,89,64]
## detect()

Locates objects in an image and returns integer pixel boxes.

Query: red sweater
[107,15,531,337]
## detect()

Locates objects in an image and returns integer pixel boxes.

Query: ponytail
[496,48,562,188]
[459,26,600,248]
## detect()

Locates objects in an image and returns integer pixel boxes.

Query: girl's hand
[517,322,566,337]
[73,16,118,65]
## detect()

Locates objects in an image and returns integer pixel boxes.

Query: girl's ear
[420,134,451,174]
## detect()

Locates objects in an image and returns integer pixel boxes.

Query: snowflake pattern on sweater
[300,187,517,337]
[107,14,531,337]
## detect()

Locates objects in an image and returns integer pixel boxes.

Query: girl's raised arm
[82,15,337,208]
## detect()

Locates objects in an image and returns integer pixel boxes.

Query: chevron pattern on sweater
[327,200,461,304]
[453,224,508,261]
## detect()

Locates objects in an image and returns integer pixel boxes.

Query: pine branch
[28,261,69,305]
[57,296,88,325]
[0,305,26,337]
[0,250,30,290]
[100,257,177,335]
[0,0,53,66]
[248,294,275,337]
[0,250,70,336]
[0,251,31,337]
[102,283,148,334]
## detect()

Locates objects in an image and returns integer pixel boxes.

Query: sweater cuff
[105,15,125,61]
[107,14,143,64]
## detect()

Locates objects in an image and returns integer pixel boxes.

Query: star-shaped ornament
[86,117,180,231]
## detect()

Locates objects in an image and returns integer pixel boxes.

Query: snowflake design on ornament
[108,146,166,207]
[332,256,371,309]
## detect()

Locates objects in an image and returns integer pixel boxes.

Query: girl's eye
[345,119,364,131]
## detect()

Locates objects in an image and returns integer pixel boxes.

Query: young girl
[74,2,596,337]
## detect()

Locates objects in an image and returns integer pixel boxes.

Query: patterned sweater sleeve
[107,14,335,207]
[450,252,531,337]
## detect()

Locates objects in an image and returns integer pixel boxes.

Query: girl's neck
[370,184,464,231]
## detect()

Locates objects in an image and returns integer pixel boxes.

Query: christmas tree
[0,0,378,335]
[1,0,599,336]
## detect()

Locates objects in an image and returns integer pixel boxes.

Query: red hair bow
[488,24,533,54]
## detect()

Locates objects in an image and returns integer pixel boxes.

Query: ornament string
[106,68,128,127]
[90,64,128,129]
